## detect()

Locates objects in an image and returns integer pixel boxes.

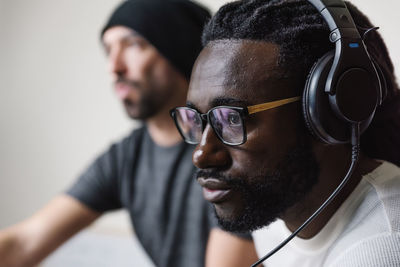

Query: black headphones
[302,0,387,144]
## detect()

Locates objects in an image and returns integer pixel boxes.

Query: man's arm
[206,228,262,267]
[0,194,100,267]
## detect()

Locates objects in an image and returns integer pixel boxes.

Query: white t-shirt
[253,161,400,267]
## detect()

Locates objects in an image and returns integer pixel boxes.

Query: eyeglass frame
[170,96,301,146]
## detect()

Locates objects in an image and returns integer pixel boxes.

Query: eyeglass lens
[175,108,203,143]
[175,107,244,145]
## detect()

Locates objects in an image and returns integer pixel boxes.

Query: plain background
[0,0,399,263]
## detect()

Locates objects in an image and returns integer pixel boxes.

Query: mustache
[115,76,142,89]
[195,169,246,188]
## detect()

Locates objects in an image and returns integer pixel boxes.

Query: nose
[193,124,231,170]
[108,47,127,77]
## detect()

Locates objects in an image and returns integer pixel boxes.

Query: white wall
[0,0,399,238]
[0,0,129,228]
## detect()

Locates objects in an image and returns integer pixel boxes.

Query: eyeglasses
[170,96,301,146]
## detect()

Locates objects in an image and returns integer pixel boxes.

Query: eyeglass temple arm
[247,96,301,115]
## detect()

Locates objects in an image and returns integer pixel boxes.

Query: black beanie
[101,0,211,80]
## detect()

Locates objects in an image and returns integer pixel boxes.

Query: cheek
[231,110,300,174]
[229,148,268,180]
[125,49,158,77]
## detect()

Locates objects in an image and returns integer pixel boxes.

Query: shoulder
[327,232,400,267]
[363,160,400,187]
[326,162,400,266]
[106,126,146,156]
[119,125,146,147]
[363,161,400,232]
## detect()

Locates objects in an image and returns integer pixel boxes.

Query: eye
[193,114,202,125]
[122,36,147,51]
[125,40,143,49]
[227,112,241,126]
[103,45,111,56]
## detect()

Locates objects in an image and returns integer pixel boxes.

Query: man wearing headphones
[0,1,257,266]
[171,0,400,266]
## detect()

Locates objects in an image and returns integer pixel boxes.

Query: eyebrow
[212,98,249,107]
[186,97,249,111]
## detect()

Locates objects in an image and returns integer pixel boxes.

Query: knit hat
[101,0,211,80]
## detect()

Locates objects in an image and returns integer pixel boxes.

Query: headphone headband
[308,0,357,32]
[308,0,378,96]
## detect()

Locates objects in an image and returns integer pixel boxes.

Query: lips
[197,177,232,203]
[114,83,131,100]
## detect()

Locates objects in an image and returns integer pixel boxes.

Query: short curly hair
[202,0,400,165]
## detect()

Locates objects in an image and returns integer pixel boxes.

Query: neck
[146,112,183,147]
[145,72,189,147]
[282,144,381,239]
[145,77,188,147]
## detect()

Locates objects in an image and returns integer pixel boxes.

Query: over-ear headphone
[302,0,387,144]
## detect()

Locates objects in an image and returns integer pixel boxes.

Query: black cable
[362,27,379,41]
[251,123,360,267]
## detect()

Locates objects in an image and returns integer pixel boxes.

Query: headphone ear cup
[302,51,370,144]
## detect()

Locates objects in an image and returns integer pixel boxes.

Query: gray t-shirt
[67,126,216,267]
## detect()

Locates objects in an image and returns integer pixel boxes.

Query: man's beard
[117,76,166,120]
[123,90,159,120]
[197,132,319,233]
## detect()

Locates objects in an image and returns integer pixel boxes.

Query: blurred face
[102,26,182,119]
[188,40,319,232]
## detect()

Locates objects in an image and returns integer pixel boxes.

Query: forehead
[188,40,287,110]
[102,25,143,44]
